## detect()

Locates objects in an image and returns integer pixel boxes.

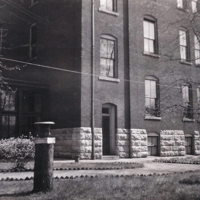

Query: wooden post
[33,122,55,192]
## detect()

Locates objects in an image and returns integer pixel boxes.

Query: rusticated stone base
[52,127,102,159]
[117,129,129,158]
[160,130,185,157]
[194,131,200,155]
[130,129,148,158]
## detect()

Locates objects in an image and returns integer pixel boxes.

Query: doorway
[185,134,193,155]
[102,104,116,155]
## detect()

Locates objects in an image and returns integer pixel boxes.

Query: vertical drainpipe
[91,0,95,160]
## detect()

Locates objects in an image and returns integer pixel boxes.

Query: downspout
[91,0,95,160]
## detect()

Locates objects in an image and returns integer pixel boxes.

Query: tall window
[100,35,116,78]
[100,0,117,12]
[143,18,157,54]
[177,0,183,8]
[194,35,200,65]
[197,87,200,119]
[182,84,193,119]
[179,29,190,61]
[192,0,198,12]
[145,77,160,116]
[29,24,36,59]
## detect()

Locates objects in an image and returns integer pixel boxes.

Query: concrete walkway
[0,156,200,179]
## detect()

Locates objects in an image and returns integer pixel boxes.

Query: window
[177,0,183,8]
[197,87,200,119]
[194,35,200,65]
[29,24,36,59]
[182,84,193,119]
[179,29,190,61]
[143,18,157,54]
[192,0,198,12]
[100,35,117,78]
[100,0,117,12]
[145,77,160,117]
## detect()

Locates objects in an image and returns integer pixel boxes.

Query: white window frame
[177,0,183,8]
[179,29,190,61]
[192,0,198,12]
[100,0,116,12]
[143,18,157,54]
[194,35,200,65]
[100,35,117,78]
[182,84,193,119]
[145,77,160,117]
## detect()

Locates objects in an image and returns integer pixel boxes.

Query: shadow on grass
[0,191,33,197]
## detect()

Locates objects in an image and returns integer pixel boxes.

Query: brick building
[0,0,200,159]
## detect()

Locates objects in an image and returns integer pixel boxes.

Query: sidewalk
[0,156,199,180]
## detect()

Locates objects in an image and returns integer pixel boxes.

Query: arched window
[145,76,160,116]
[100,35,117,78]
[143,16,158,54]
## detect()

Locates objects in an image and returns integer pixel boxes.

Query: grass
[154,156,200,164]
[0,172,200,199]
[0,161,144,171]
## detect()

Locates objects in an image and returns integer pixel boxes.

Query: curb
[1,170,200,181]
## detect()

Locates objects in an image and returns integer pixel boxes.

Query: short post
[33,121,55,192]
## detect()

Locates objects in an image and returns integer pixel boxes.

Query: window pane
[107,40,115,59]
[145,98,151,108]
[107,59,114,77]
[100,58,107,76]
[151,81,156,98]
[149,22,155,40]
[180,46,186,60]
[145,80,151,97]
[149,40,154,53]
[179,30,186,46]
[150,98,156,109]
[1,90,16,111]
[106,0,113,11]
[177,0,183,8]
[182,86,189,103]
[100,39,107,58]
[144,38,149,52]
[100,0,106,8]
[143,21,149,38]
[2,116,16,138]
[192,0,197,12]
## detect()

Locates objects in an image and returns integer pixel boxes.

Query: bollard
[33,121,55,192]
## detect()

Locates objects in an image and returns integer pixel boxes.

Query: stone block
[130,129,147,135]
[160,140,175,146]
[94,147,102,153]
[118,146,129,152]
[85,146,92,153]
[94,134,102,140]
[117,129,129,134]
[131,146,147,152]
[178,151,186,156]
[160,135,173,140]
[161,146,172,151]
[118,140,129,146]
[95,153,102,159]
[131,141,141,146]
[117,134,129,140]
[119,152,129,158]
[94,128,102,134]
[175,141,185,146]
[95,141,102,147]
[178,146,185,151]
[131,134,141,140]
[131,152,147,158]
[140,141,147,146]
[81,127,91,133]
[85,133,92,140]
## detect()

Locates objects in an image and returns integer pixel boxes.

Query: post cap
[34,121,55,125]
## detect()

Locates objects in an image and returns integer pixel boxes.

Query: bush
[0,137,35,170]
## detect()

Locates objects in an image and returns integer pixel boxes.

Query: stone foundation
[117,129,130,158]
[160,130,185,157]
[130,129,148,158]
[194,131,200,155]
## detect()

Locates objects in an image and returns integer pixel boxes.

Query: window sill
[98,76,120,83]
[195,64,200,68]
[143,52,160,58]
[144,115,162,121]
[177,7,188,12]
[180,60,192,66]
[183,117,195,122]
[98,7,119,17]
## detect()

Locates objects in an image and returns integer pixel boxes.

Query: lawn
[0,172,200,200]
